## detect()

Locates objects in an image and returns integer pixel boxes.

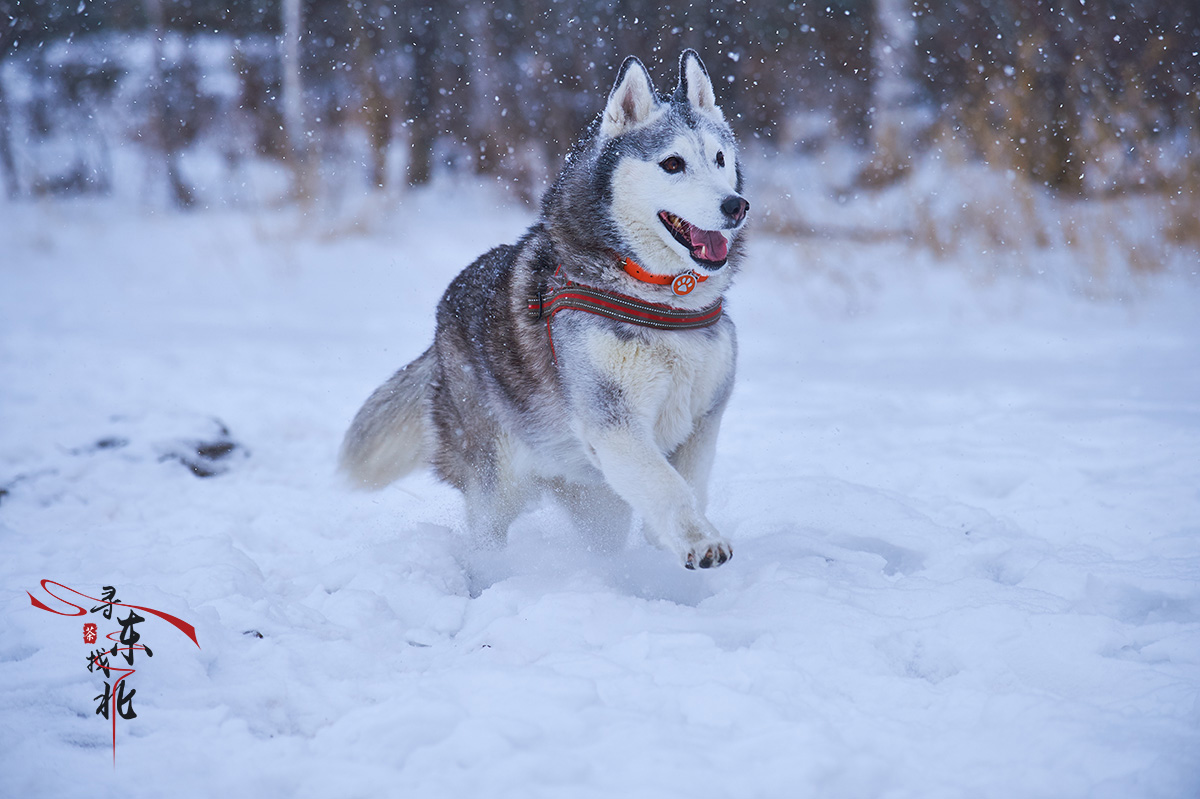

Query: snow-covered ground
[2,169,1199,798]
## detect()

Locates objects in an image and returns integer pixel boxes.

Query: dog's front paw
[683,539,733,570]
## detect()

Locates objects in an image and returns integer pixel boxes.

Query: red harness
[527,260,723,363]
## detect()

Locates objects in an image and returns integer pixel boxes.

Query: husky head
[544,50,749,299]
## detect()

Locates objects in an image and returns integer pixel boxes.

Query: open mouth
[658,211,729,268]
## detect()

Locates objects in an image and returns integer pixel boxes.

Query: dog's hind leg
[463,486,523,549]
[555,481,632,554]
[458,436,533,550]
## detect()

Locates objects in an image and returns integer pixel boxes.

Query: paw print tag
[671,273,697,296]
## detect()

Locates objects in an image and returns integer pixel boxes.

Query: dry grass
[752,120,1199,300]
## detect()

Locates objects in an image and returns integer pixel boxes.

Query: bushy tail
[339,347,435,489]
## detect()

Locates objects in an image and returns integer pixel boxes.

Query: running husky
[341,50,749,569]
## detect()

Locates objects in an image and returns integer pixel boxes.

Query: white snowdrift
[1,174,1198,799]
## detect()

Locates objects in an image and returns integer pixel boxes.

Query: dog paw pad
[684,542,732,570]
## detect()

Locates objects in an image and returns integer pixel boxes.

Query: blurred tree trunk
[1033,24,1082,192]
[349,5,392,189]
[0,14,16,197]
[0,78,18,198]
[863,0,919,186]
[281,0,314,201]
[406,13,438,187]
[143,0,194,207]
[463,1,530,184]
[464,3,501,176]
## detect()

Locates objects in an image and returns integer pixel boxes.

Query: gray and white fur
[341,50,749,569]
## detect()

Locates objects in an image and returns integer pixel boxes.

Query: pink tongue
[689,226,728,263]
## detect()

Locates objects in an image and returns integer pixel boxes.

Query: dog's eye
[659,156,686,174]
[716,151,726,168]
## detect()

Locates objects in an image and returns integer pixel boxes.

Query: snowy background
[3,2,1200,797]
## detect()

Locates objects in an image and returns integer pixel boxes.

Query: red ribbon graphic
[27,579,200,647]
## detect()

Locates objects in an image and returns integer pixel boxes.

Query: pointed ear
[601,56,659,138]
[676,49,723,120]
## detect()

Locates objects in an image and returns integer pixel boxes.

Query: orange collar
[620,256,708,297]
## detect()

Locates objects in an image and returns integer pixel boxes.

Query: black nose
[721,196,749,225]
